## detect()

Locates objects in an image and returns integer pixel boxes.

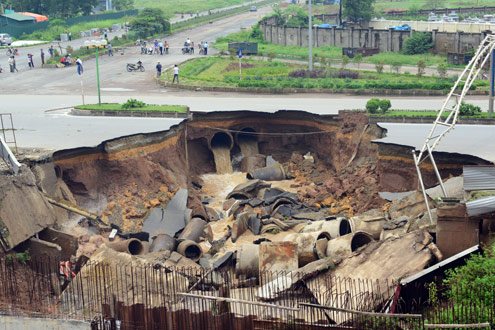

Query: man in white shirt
[172,64,179,84]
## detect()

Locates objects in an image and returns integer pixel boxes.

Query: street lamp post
[84,39,107,106]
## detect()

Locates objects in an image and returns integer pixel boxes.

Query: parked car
[0,33,12,46]
[250,6,257,12]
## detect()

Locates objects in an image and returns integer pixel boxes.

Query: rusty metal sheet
[463,165,495,191]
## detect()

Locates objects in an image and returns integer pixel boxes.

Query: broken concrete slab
[388,190,435,220]
[38,227,78,261]
[305,229,438,322]
[0,169,58,251]
[226,180,270,200]
[247,214,261,235]
[232,212,249,243]
[142,188,188,239]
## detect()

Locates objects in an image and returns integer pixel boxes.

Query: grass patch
[214,29,450,67]
[74,103,188,112]
[369,110,493,118]
[162,56,488,91]
[135,0,259,18]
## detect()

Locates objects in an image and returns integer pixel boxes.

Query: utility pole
[490,49,494,117]
[339,0,342,26]
[308,0,313,70]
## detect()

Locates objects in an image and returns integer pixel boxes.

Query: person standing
[154,40,159,54]
[28,54,34,69]
[172,64,179,84]
[68,31,72,41]
[76,57,83,75]
[49,45,54,58]
[108,43,113,56]
[199,42,203,55]
[159,40,163,55]
[8,56,14,72]
[104,30,108,39]
[156,61,162,77]
[12,56,18,72]
[164,41,169,54]
[190,41,194,54]
[40,48,45,65]
[203,41,208,55]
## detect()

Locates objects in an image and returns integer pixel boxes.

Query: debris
[107,238,145,255]
[149,234,177,253]
[226,180,270,200]
[241,155,266,173]
[142,188,188,238]
[232,212,250,243]
[236,243,260,278]
[247,214,261,235]
[348,208,388,240]
[259,241,298,279]
[178,218,207,243]
[177,239,202,261]
[247,163,286,181]
[325,231,375,259]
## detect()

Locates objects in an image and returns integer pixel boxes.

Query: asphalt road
[1,5,495,163]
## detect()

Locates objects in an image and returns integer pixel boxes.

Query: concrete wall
[260,21,488,54]
[0,315,90,330]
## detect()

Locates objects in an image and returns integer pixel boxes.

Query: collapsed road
[0,109,494,327]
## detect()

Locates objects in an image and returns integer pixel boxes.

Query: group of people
[140,40,169,55]
[6,47,48,72]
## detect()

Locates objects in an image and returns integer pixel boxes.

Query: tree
[417,59,426,77]
[341,55,350,68]
[353,53,363,69]
[131,8,170,39]
[114,0,134,11]
[402,32,433,55]
[342,0,376,23]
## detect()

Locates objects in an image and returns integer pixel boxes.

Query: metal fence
[0,10,138,38]
[0,256,493,329]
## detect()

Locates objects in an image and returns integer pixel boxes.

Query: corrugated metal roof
[466,196,495,217]
[463,165,495,191]
[1,13,35,22]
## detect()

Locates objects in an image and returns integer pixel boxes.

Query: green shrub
[375,61,384,74]
[459,102,482,116]
[366,98,380,113]
[402,32,433,55]
[417,59,426,77]
[437,63,447,78]
[342,55,350,68]
[379,99,392,112]
[122,98,146,109]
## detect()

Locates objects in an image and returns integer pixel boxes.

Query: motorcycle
[127,61,145,72]
[6,47,18,56]
[182,42,192,55]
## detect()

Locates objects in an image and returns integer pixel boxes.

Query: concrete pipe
[301,218,352,239]
[108,238,145,255]
[284,232,331,266]
[178,218,207,243]
[325,231,375,258]
[208,131,234,151]
[349,213,387,240]
[247,163,286,181]
[236,128,259,157]
[149,234,177,253]
[177,239,203,261]
[235,244,260,278]
[241,154,266,173]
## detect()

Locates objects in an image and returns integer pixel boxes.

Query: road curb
[155,78,489,96]
[70,107,190,118]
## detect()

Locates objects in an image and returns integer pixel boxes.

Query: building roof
[1,13,36,22]
[18,12,48,22]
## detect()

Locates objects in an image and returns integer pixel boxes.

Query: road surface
[0,4,494,163]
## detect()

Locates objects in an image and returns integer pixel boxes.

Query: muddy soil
[49,110,489,236]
